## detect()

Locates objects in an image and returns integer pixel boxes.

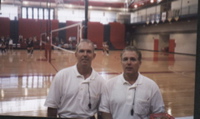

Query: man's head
[75,39,96,67]
[120,46,142,77]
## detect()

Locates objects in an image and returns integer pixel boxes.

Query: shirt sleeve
[150,84,165,113]
[99,82,111,113]
[44,72,63,108]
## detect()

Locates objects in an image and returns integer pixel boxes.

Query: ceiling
[2,0,164,11]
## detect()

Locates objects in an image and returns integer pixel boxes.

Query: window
[44,8,48,19]
[22,7,27,19]
[21,7,54,20]
[38,8,43,19]
[58,9,84,23]
[0,4,18,20]
[50,9,54,19]
[33,8,38,19]
[28,7,32,19]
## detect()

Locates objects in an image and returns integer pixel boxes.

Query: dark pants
[89,116,96,119]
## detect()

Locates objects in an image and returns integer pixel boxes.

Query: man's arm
[101,112,113,119]
[47,107,58,118]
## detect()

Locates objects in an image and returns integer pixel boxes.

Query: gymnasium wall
[0,17,10,37]
[18,18,59,48]
[134,19,197,55]
[10,20,19,43]
[170,33,196,55]
[65,21,125,50]
[1,17,126,50]
[51,20,59,38]
[66,21,80,43]
[88,22,104,49]
[19,19,43,40]
[109,22,125,50]
[58,23,67,42]
[19,18,59,40]
[136,34,159,51]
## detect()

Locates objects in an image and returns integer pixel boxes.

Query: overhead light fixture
[23,1,29,5]
[89,6,93,9]
[68,4,73,8]
[150,0,154,3]
[108,7,112,10]
[134,4,138,8]
[157,0,162,3]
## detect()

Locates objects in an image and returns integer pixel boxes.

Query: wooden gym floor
[0,49,195,118]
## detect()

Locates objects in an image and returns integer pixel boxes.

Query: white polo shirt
[99,73,165,119]
[44,65,105,118]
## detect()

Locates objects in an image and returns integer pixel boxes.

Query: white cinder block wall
[132,0,198,55]
[170,33,196,55]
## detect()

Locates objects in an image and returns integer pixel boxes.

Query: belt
[59,115,95,119]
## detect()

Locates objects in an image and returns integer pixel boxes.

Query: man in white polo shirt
[44,39,105,119]
[99,46,165,119]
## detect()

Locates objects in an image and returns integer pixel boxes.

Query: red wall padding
[0,17,10,37]
[109,22,125,50]
[66,21,80,43]
[19,18,58,40]
[51,20,59,38]
[18,18,58,48]
[19,19,41,39]
[88,22,104,49]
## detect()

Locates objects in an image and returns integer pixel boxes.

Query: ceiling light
[157,0,162,3]
[134,4,138,8]
[89,6,93,9]
[69,4,73,8]
[150,0,154,3]
[108,7,112,10]
[23,1,29,5]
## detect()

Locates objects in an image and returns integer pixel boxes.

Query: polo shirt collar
[73,64,96,82]
[121,72,143,87]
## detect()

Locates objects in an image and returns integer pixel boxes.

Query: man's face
[121,51,141,75]
[75,42,96,67]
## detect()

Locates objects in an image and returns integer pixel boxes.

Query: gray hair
[76,39,95,52]
[120,46,142,61]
